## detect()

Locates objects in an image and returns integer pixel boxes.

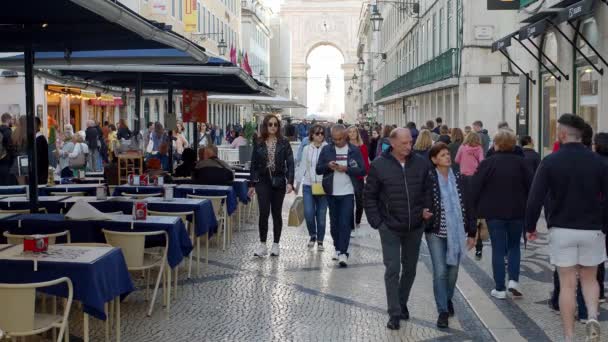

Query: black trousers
[353,178,364,227]
[255,178,286,244]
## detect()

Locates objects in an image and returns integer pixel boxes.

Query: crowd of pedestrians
[249,114,607,342]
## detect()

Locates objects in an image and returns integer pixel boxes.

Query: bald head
[331,124,347,148]
[390,127,413,161]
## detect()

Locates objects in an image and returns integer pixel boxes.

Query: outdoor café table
[85,171,104,177]
[0,244,134,342]
[112,185,165,196]
[0,185,29,195]
[174,184,238,215]
[232,179,250,204]
[39,184,102,196]
[59,196,218,238]
[0,214,192,269]
[234,172,251,179]
[0,196,68,214]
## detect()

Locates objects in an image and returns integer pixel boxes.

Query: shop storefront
[493,0,607,156]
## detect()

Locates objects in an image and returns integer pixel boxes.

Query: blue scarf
[437,168,466,266]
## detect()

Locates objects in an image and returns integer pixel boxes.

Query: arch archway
[306,44,345,119]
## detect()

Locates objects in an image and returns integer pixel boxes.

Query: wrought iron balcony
[374,48,460,101]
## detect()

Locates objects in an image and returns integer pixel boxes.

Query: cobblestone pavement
[62,194,608,342]
[65,194,495,342]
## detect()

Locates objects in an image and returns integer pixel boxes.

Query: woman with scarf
[425,142,476,329]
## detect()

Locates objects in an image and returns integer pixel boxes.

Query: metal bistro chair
[186,194,228,251]
[3,231,71,245]
[147,210,196,292]
[121,192,162,199]
[0,277,73,342]
[102,229,169,316]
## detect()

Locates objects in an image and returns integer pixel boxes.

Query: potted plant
[239,121,257,165]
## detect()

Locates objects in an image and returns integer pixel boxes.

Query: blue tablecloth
[232,180,249,204]
[0,186,27,195]
[0,214,192,269]
[112,185,164,196]
[59,199,218,238]
[0,247,134,320]
[39,185,99,196]
[174,185,238,215]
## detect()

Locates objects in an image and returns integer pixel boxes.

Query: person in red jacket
[348,126,370,233]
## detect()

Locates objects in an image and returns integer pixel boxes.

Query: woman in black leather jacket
[248,114,295,258]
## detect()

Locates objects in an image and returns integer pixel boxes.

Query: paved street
[64,195,607,341]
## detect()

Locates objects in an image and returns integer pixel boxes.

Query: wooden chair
[0,277,73,342]
[121,192,162,199]
[50,191,87,197]
[186,194,228,251]
[3,230,71,245]
[102,229,169,316]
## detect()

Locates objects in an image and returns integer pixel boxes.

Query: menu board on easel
[182,90,208,123]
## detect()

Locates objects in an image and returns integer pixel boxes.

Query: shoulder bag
[310,147,325,195]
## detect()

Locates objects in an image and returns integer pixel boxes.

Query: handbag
[476,219,489,241]
[310,146,325,195]
[288,196,305,227]
[268,167,286,189]
[69,144,86,168]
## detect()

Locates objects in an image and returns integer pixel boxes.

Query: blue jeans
[487,219,523,291]
[426,233,460,314]
[303,185,328,242]
[327,194,354,255]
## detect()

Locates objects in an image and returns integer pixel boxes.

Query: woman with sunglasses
[296,124,329,250]
[248,114,295,257]
[347,125,370,234]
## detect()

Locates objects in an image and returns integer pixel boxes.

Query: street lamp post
[370,1,420,32]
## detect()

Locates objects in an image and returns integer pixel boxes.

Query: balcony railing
[374,48,460,101]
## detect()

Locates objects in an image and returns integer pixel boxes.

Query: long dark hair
[258,114,282,143]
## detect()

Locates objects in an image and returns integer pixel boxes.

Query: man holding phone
[316,124,365,267]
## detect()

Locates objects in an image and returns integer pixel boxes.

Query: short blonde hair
[414,129,433,151]
[493,129,517,152]
[463,132,481,147]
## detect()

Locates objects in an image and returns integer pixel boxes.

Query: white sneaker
[332,251,339,260]
[254,243,267,257]
[586,318,600,342]
[491,289,507,300]
[270,243,280,257]
[317,242,325,251]
[307,239,316,248]
[338,253,348,267]
[508,280,523,298]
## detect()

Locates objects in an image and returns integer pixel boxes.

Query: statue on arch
[325,74,331,93]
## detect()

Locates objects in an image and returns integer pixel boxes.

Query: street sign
[488,0,520,10]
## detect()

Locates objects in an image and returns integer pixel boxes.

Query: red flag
[243,52,253,75]
[230,46,237,65]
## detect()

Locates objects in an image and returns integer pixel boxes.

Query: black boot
[437,312,449,329]
[387,316,400,330]
[448,300,455,317]
[400,305,410,320]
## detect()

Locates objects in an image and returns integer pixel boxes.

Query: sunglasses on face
[267,122,279,128]
[314,131,324,136]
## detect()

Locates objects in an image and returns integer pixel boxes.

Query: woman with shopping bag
[296,124,329,251]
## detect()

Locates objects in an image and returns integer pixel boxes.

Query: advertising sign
[184,0,198,32]
[488,0,520,10]
[182,90,208,123]
[151,0,168,15]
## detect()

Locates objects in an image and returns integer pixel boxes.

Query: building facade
[241,0,273,83]
[359,0,519,136]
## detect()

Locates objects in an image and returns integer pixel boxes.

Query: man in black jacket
[193,145,234,185]
[364,127,433,330]
[526,114,608,342]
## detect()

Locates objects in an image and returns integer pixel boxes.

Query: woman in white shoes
[248,115,295,257]
[297,124,329,251]
[471,130,533,300]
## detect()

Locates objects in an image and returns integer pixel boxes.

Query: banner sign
[184,0,198,32]
[488,0,520,10]
[557,0,595,23]
[182,90,208,123]
[491,34,513,52]
[518,19,548,40]
[151,0,168,15]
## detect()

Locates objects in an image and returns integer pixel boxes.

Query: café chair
[147,210,196,294]
[50,191,87,197]
[121,192,162,199]
[3,230,71,245]
[0,193,26,198]
[0,207,48,214]
[102,229,169,316]
[186,194,228,251]
[0,277,73,342]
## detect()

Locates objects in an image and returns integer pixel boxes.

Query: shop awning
[207,94,306,108]
[1,0,208,62]
[491,33,537,84]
